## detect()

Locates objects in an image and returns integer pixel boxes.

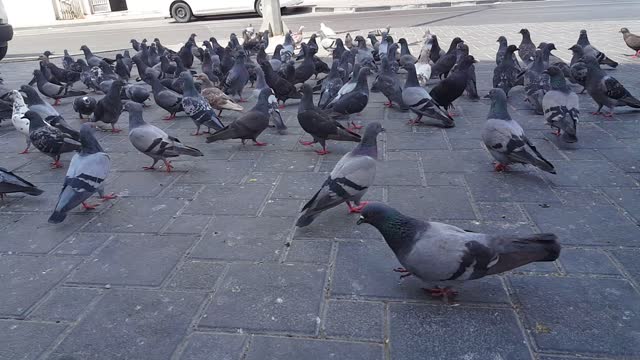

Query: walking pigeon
[73,96,97,120]
[317,61,344,109]
[223,51,250,101]
[577,29,618,68]
[356,203,560,299]
[195,73,243,116]
[542,66,579,143]
[620,27,640,57]
[401,63,454,127]
[180,71,225,135]
[125,102,203,172]
[326,66,370,130]
[20,85,79,140]
[430,55,477,115]
[32,69,86,106]
[253,67,286,134]
[48,124,115,224]
[0,168,43,199]
[450,43,480,100]
[521,49,549,115]
[482,88,556,173]
[397,38,417,67]
[26,110,81,168]
[146,73,183,120]
[496,36,521,69]
[91,79,125,132]
[431,37,464,79]
[296,122,384,227]
[581,55,640,117]
[493,45,521,96]
[261,61,301,107]
[8,90,31,154]
[80,45,114,67]
[373,57,408,111]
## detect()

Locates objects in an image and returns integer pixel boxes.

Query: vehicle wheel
[0,46,7,61]
[171,2,193,23]
[255,0,263,17]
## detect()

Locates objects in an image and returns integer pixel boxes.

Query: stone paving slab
[1,17,640,360]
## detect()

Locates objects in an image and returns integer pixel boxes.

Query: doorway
[109,0,128,12]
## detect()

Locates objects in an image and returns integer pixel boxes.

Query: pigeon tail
[487,233,560,275]
[205,126,238,143]
[220,101,244,112]
[48,211,67,224]
[621,94,640,108]
[601,56,618,68]
[62,89,88,98]
[510,150,556,174]
[295,212,318,227]
[174,144,204,157]
[25,187,45,196]
[561,131,578,143]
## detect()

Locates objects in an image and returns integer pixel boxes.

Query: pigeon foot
[19,148,29,154]
[347,201,369,213]
[253,140,268,146]
[53,99,61,106]
[163,114,176,120]
[603,112,614,118]
[590,111,602,115]
[407,118,422,125]
[190,131,202,136]
[494,163,508,172]
[111,126,122,133]
[315,149,330,155]
[299,140,315,146]
[82,202,98,210]
[50,160,63,169]
[100,193,117,201]
[422,286,458,300]
[384,101,393,108]
[143,166,156,171]
[393,267,413,279]
[348,122,363,130]
[163,160,174,172]
[552,129,561,136]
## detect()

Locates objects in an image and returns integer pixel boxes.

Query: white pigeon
[320,23,337,39]
[8,90,31,154]
[542,66,579,143]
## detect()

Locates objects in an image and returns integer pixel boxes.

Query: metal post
[260,0,287,36]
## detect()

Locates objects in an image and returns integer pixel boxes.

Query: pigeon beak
[381,127,386,132]
[483,93,491,99]
[356,216,365,225]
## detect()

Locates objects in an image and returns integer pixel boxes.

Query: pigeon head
[506,44,518,54]
[460,55,477,69]
[542,66,564,78]
[357,202,403,226]
[485,88,511,120]
[518,28,530,36]
[115,54,123,60]
[577,30,589,45]
[23,110,46,129]
[568,44,584,54]
[43,50,54,57]
[354,35,366,45]
[398,38,407,45]
[354,121,384,157]
[180,70,195,83]
[123,101,143,114]
[356,203,424,252]
[385,36,394,44]
[79,123,103,154]
[620,27,630,34]
[80,45,90,52]
[19,85,38,100]
[496,36,507,44]
[7,89,21,101]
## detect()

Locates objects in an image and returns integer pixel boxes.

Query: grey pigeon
[20,85,79,140]
[147,73,183,119]
[297,83,361,155]
[125,102,203,172]
[0,168,43,199]
[293,43,315,84]
[354,35,375,69]
[401,63,454,127]
[450,44,480,100]
[326,66,370,130]
[281,33,295,62]
[253,67,286,134]
[224,52,250,100]
[428,35,445,64]
[122,50,133,71]
[430,55,477,115]
[80,45,114,67]
[517,29,536,65]
[568,45,588,91]
[577,29,618,68]
[115,54,130,81]
[180,71,225,135]
[296,122,384,227]
[32,69,86,106]
[373,57,408,111]
[397,38,417,67]
[522,49,549,115]
[482,88,556,173]
[318,61,344,109]
[542,66,579,143]
[581,55,640,117]
[431,37,464,79]
[261,61,301,107]
[73,96,97,119]
[620,27,640,57]
[75,59,101,92]
[205,88,273,145]
[48,124,115,224]
[496,36,521,69]
[123,84,150,105]
[91,79,125,132]
[62,49,75,70]
[356,203,560,299]
[26,110,81,168]
[492,45,521,96]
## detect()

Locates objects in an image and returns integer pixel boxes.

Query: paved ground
[2,4,640,360]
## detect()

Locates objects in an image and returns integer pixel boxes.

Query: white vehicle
[168,0,304,23]
[0,1,13,60]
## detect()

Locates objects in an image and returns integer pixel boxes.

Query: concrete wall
[3,0,57,27]
[124,0,166,14]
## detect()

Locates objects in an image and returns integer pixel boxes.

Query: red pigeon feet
[448,111,458,117]
[50,160,63,169]
[590,111,602,115]
[163,114,176,120]
[253,141,268,146]
[82,202,98,210]
[238,98,248,103]
[315,149,330,155]
[111,126,122,133]
[299,140,315,146]
[278,104,286,109]
[422,286,458,299]
[143,166,156,171]
[494,163,508,172]
[100,193,118,201]
[552,129,561,136]
[191,131,202,136]
[347,201,369,213]
[53,99,61,106]
[19,148,29,154]
[393,267,413,279]
[384,101,393,108]
[603,112,614,118]
[407,118,422,125]
[163,160,174,172]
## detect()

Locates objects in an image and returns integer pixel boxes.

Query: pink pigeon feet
[50,160,63,169]
[348,122,363,130]
[384,101,393,108]
[163,160,174,173]
[100,193,118,201]
[299,140,315,146]
[407,118,422,125]
[552,129,561,136]
[53,99,61,106]
[393,267,413,279]
[238,97,248,103]
[494,163,508,172]
[347,201,369,213]
[315,149,330,155]
[422,286,459,300]
[253,140,268,146]
[143,166,156,171]
[111,125,122,133]
[163,114,176,120]
[82,201,98,210]
[19,148,29,154]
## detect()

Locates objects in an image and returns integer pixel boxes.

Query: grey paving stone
[610,248,640,285]
[524,204,640,246]
[0,214,89,254]
[598,147,640,173]
[476,202,527,222]
[244,172,280,185]
[389,303,531,360]
[178,333,246,360]
[107,171,178,197]
[167,261,226,290]
[332,239,509,304]
[200,263,326,334]
[385,133,449,151]
[510,276,640,356]
[53,233,113,256]
[28,287,100,322]
[324,300,384,341]
[255,152,319,172]
[387,186,476,220]
[164,214,212,234]
[542,160,638,187]
[602,187,640,220]
[560,249,620,276]
[183,184,271,215]
[285,240,333,264]
[160,183,203,199]
[176,160,254,184]
[244,336,384,360]
[294,207,381,239]
[537,356,586,360]
[551,187,611,207]
[86,197,185,233]
[68,234,195,286]
[424,173,466,187]
[261,198,305,217]
[50,289,204,360]
[374,160,423,186]
[465,172,560,203]
[0,320,66,360]
[0,256,80,317]
[596,120,640,139]
[418,150,492,173]
[192,216,293,261]
[272,172,328,199]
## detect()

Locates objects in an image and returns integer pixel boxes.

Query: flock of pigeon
[1,23,640,299]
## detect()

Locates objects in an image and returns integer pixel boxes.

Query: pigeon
[8,90,32,154]
[32,70,86,106]
[253,67,287,134]
[430,37,464,79]
[281,33,295,62]
[131,39,142,52]
[125,102,203,172]
[297,84,361,155]
[356,203,560,299]
[354,36,375,68]
[542,66,579,143]
[178,42,195,69]
[345,33,354,50]
[26,110,81,168]
[73,96,97,120]
[292,26,305,48]
[538,42,563,69]
[80,45,114,67]
[44,61,81,88]
[397,38,417,67]
[581,55,640,117]
[430,55,477,116]
[147,73,183,120]
[75,59,101,92]
[522,49,549,115]
[296,122,384,227]
[373,57,407,111]
[427,35,445,64]
[317,61,344,109]
[332,38,347,61]
[0,168,43,199]
[19,85,79,140]
[367,34,380,61]
[496,36,521,69]
[577,29,618,68]
[293,43,315,84]
[517,28,536,65]
[122,50,134,71]
[62,49,75,70]
[261,61,301,107]
[159,55,177,78]
[450,43,480,100]
[401,63,454,127]
[180,71,225,135]
[115,54,131,81]
[224,52,250,100]
[30,58,62,87]
[91,80,125,132]
[48,124,115,224]
[205,88,273,145]
[123,85,150,105]
[326,66,370,130]
[415,46,432,86]
[195,73,243,116]
[148,44,161,67]
[493,45,521,96]
[620,27,640,57]
[320,23,337,39]
[201,50,221,85]
[482,88,556,173]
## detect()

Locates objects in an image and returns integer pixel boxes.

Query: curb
[3,48,130,63]
[312,0,544,13]
[14,15,168,31]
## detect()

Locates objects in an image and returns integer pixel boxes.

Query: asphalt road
[6,0,640,57]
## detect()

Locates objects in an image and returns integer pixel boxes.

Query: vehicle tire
[171,2,193,23]
[0,46,7,61]
[255,0,263,17]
